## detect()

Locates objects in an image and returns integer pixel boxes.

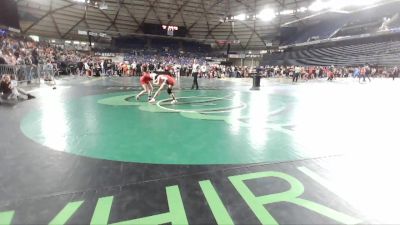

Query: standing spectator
[44,60,54,82]
[100,60,105,76]
[31,48,39,83]
[0,53,6,64]
[293,66,301,83]
[392,66,399,80]
[359,65,371,83]
[327,70,334,81]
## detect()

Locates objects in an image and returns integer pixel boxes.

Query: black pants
[293,73,299,82]
[192,73,199,89]
[359,75,371,82]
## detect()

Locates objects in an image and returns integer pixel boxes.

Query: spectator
[0,74,35,104]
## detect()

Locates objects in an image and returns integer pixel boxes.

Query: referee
[191,62,200,90]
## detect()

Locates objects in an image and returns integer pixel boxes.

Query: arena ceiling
[16,0,317,50]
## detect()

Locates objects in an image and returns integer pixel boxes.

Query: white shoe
[135,95,139,101]
[149,98,156,103]
[171,100,178,104]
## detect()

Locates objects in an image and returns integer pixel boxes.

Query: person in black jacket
[0,57,6,65]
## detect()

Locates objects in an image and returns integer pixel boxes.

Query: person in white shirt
[201,64,207,78]
[293,66,301,83]
[192,62,200,90]
[44,60,54,81]
[100,60,105,75]
[84,61,90,76]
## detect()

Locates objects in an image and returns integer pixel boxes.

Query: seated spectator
[0,51,6,64]
[0,74,35,104]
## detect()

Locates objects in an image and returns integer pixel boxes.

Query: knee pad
[167,87,172,95]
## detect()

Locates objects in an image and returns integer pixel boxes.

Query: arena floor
[1,76,399,224]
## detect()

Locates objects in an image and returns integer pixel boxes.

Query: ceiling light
[280,9,295,15]
[297,7,308,12]
[308,0,327,11]
[29,35,39,42]
[234,14,246,21]
[257,8,276,21]
[99,2,108,10]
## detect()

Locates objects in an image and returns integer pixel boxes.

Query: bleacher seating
[280,2,400,46]
[263,36,400,66]
[112,36,211,55]
[286,17,349,45]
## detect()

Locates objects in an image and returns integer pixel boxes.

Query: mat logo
[98,93,246,114]
[0,167,361,225]
[97,92,294,133]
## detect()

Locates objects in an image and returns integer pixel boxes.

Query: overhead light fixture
[297,7,308,12]
[280,9,295,15]
[257,8,276,21]
[99,1,108,10]
[96,0,108,10]
[73,0,86,3]
[29,35,39,42]
[234,14,246,21]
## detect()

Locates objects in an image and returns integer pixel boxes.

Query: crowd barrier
[0,64,58,84]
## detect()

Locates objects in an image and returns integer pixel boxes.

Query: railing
[0,64,57,84]
[0,64,16,78]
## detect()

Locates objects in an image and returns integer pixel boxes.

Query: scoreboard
[142,23,187,37]
[162,25,178,36]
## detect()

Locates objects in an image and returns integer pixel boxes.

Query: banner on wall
[94,52,116,57]
[78,30,109,38]
[245,54,261,58]
[228,54,245,59]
